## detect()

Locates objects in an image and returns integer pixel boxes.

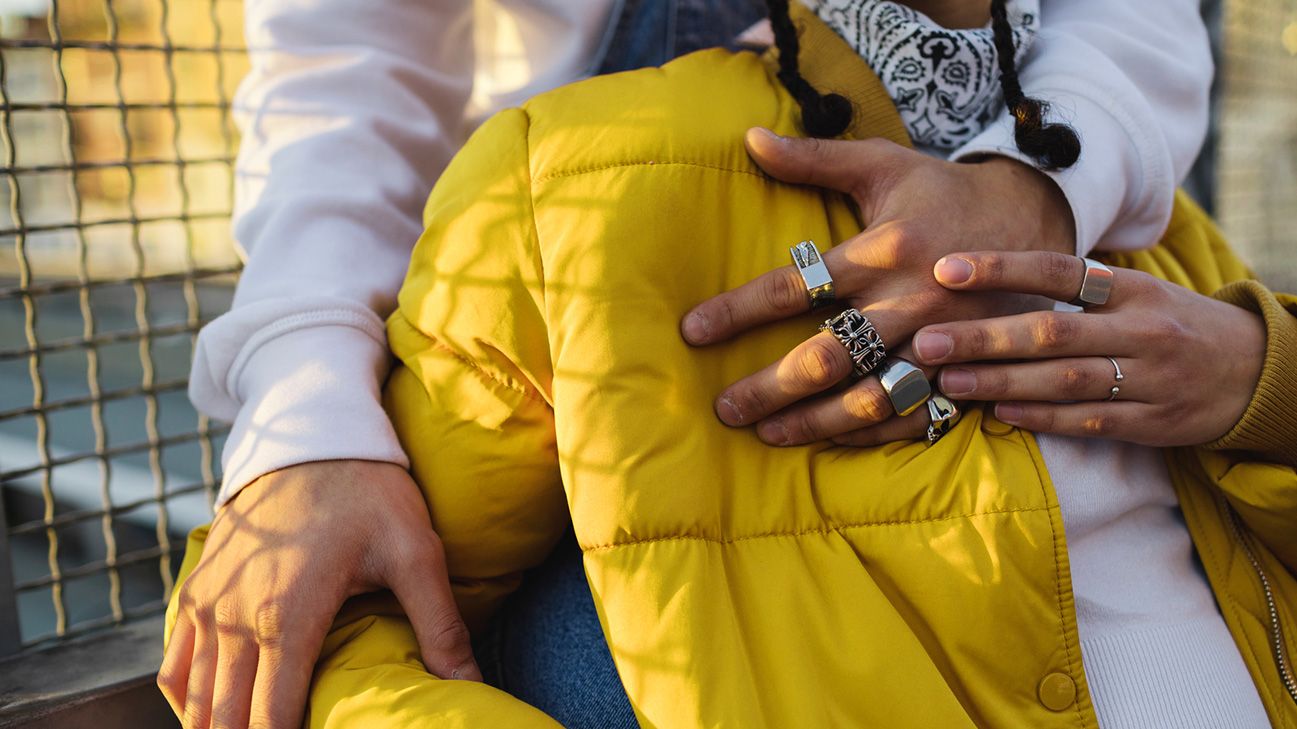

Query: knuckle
[1041,252,1078,288]
[731,384,773,422]
[973,253,1006,285]
[1148,314,1187,346]
[843,385,891,424]
[427,608,473,653]
[975,368,1009,396]
[254,603,288,648]
[1033,313,1078,350]
[1059,365,1094,396]
[961,324,992,358]
[785,412,821,443]
[799,340,847,388]
[765,270,806,313]
[1082,415,1116,437]
[212,600,241,633]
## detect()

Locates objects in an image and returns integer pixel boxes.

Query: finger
[744,127,903,195]
[755,345,934,445]
[681,261,819,346]
[682,228,892,346]
[937,357,1136,404]
[247,611,325,729]
[158,616,196,717]
[211,632,258,729]
[182,622,218,729]
[386,534,483,681]
[830,407,931,447]
[911,309,1134,366]
[932,250,1147,306]
[994,401,1146,441]
[755,375,894,445]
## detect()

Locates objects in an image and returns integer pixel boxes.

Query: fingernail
[939,368,976,396]
[716,395,744,426]
[682,311,711,344]
[934,256,974,285]
[753,127,783,142]
[913,332,953,363]
[996,403,1023,423]
[758,419,790,445]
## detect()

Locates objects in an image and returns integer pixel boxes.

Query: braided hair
[989,0,1080,169]
[765,0,853,138]
[764,0,1081,169]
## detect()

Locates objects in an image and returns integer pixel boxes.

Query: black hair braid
[765,0,853,138]
[990,0,1080,169]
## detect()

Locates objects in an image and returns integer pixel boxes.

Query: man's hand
[680,128,1074,446]
[157,460,480,729]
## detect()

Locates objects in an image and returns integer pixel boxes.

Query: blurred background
[0,0,1293,705]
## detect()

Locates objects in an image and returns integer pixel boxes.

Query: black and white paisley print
[806,0,1038,149]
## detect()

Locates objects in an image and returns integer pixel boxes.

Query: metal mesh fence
[0,0,1291,666]
[0,0,245,654]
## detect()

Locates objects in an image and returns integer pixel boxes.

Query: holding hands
[687,129,1266,450]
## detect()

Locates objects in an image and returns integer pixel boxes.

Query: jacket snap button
[1037,672,1076,712]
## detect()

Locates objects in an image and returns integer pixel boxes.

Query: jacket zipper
[1225,506,1297,705]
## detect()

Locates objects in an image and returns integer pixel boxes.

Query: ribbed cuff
[1207,280,1297,465]
[213,324,410,507]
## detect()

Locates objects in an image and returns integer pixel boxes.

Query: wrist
[960,156,1076,256]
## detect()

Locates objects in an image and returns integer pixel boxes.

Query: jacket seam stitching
[533,160,765,184]
[581,505,1049,552]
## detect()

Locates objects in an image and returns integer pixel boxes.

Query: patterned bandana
[803,0,1039,150]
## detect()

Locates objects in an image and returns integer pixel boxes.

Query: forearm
[194,0,475,504]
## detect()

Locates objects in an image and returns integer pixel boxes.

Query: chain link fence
[0,0,244,656]
[0,0,1293,692]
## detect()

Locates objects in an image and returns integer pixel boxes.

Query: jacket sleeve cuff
[1206,280,1297,465]
[207,322,409,507]
[950,82,1169,258]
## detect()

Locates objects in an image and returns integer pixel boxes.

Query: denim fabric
[477,6,770,724]
[477,533,638,728]
[595,0,768,74]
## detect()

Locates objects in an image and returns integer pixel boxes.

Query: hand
[157,460,480,729]
[681,128,1073,446]
[901,250,1265,446]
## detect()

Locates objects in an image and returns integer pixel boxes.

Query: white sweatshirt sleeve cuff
[191,301,409,507]
[950,79,1172,258]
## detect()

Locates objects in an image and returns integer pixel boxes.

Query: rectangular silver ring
[791,240,835,308]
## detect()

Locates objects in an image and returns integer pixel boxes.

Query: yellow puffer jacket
[168,10,1297,729]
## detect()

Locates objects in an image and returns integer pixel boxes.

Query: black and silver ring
[876,359,932,417]
[820,308,887,378]
[790,240,836,309]
[926,395,961,445]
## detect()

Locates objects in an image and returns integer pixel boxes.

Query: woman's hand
[897,250,1264,447]
[681,128,1073,446]
[157,460,480,729]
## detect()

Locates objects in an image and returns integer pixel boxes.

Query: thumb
[384,534,483,681]
[744,127,900,196]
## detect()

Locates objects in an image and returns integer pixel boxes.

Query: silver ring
[1069,258,1113,308]
[820,308,887,378]
[926,395,961,445]
[876,359,932,417]
[790,240,835,309]
[1106,356,1124,401]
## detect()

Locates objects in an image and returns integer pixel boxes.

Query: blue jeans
[474,2,766,725]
